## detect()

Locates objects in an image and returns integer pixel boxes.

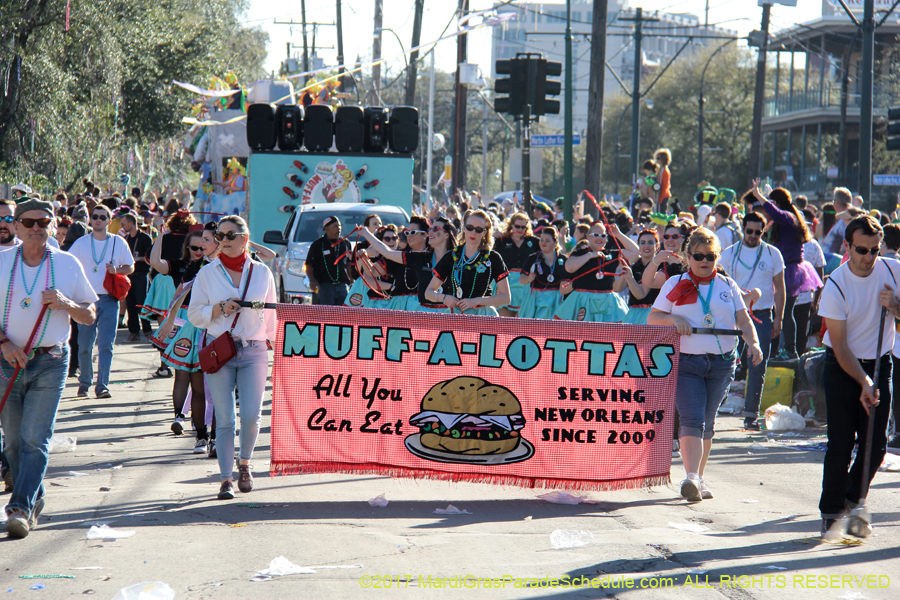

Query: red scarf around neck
[666,271,716,306]
[219,251,248,272]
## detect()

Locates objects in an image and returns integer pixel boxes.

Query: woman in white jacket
[188,216,276,500]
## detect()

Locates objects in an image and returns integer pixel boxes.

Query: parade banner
[271,305,680,490]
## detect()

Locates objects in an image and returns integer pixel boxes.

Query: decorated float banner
[271,305,680,490]
[247,153,412,244]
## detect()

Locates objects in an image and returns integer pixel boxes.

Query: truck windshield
[293,211,409,242]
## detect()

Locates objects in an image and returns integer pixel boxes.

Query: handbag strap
[228,262,254,332]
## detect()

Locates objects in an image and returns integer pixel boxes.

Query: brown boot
[238,463,253,493]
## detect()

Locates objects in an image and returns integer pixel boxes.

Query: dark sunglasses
[0,215,14,223]
[403,229,426,236]
[91,214,108,221]
[428,225,445,233]
[587,232,607,238]
[744,229,763,236]
[465,224,486,234]
[512,224,527,230]
[852,245,880,256]
[189,245,203,252]
[382,236,397,242]
[18,217,52,229]
[663,233,682,240]
[214,231,246,241]
[691,252,717,262]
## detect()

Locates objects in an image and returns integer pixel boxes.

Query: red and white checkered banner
[271,305,680,490]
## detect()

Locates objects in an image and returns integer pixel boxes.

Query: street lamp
[698,39,738,183]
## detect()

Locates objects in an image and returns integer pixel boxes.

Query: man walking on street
[818,216,899,537]
[120,212,153,341]
[67,204,134,398]
[306,216,352,305]
[0,198,97,538]
[720,212,786,430]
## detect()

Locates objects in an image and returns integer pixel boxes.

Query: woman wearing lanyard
[427,210,511,316]
[188,216,276,500]
[617,228,661,324]
[495,212,540,316]
[344,225,398,309]
[553,221,629,323]
[747,184,822,359]
[648,228,763,502]
[518,226,572,319]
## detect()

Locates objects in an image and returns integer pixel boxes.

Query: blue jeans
[0,345,69,516]
[740,310,773,419]
[314,282,349,306]
[78,295,118,393]
[205,342,269,480]
[676,353,736,440]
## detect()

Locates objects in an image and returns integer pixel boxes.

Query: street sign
[530,134,581,147]
[508,148,543,183]
[874,174,900,186]
[827,167,839,179]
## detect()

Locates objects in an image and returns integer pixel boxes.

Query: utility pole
[451,0,470,192]
[482,95,488,197]
[584,0,608,216]
[426,51,436,205]
[748,3,771,185]
[563,0,574,221]
[405,0,425,106]
[301,0,310,73]
[369,0,384,105]
[335,0,346,91]
[620,8,653,185]
[858,0,874,202]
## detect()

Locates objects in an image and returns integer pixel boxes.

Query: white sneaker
[672,439,681,458]
[171,417,184,436]
[680,473,702,502]
[193,438,209,454]
[700,478,714,499]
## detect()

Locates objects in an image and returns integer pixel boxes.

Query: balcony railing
[764,85,898,118]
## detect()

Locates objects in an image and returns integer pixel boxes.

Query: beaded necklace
[90,233,110,273]
[321,237,341,283]
[451,245,491,299]
[730,240,765,289]
[535,252,558,287]
[17,247,49,310]
[1,247,55,381]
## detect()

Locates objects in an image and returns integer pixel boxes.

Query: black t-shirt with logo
[567,245,620,292]
[522,250,567,291]
[402,249,449,307]
[125,231,153,274]
[433,246,509,299]
[495,235,540,272]
[307,234,352,284]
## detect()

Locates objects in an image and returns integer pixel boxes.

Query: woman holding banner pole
[648,227,762,502]
[188,216,276,500]
[427,210,511,316]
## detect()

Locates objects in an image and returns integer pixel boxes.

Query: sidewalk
[2,336,899,599]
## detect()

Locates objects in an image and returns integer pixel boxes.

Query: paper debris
[537,491,598,505]
[434,504,471,515]
[368,494,389,507]
[550,530,594,549]
[764,566,787,570]
[669,522,710,533]
[687,569,708,575]
[86,525,136,540]
[254,557,315,579]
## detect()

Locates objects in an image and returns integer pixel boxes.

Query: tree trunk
[584,0,608,216]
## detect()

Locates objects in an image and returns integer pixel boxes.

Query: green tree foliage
[0,0,268,191]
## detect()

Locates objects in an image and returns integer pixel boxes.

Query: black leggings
[792,301,811,357]
[779,294,798,355]
[173,370,208,439]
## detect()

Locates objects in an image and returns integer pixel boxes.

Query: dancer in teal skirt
[553,221,630,322]
[427,210,510,316]
[616,228,662,324]
[495,212,540,316]
[518,226,572,319]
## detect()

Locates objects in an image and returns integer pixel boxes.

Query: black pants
[126,272,152,334]
[68,321,79,375]
[819,349,892,518]
[793,301,811,357]
[892,356,900,448]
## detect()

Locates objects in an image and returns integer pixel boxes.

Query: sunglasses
[465,224,486,234]
[663,234,682,240]
[0,216,14,224]
[512,224,527,230]
[214,231,246,241]
[91,214,108,221]
[18,217,52,229]
[189,245,203,252]
[404,229,426,236]
[382,236,397,242]
[744,229,763,236]
[852,245,880,256]
[638,239,657,245]
[691,252,717,262]
[587,232,607,238]
[428,225,445,233]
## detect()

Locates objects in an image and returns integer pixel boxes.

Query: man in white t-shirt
[713,203,741,251]
[720,212,786,430]
[821,187,852,255]
[67,204,135,399]
[817,216,900,538]
[0,199,97,538]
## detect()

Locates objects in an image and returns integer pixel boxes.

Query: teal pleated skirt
[553,290,629,323]
[160,307,202,371]
[141,274,176,320]
[518,288,564,320]
[622,305,652,324]
[344,278,391,309]
[387,294,419,311]
[505,274,529,311]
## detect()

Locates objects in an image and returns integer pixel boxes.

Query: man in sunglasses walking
[719,212,786,430]
[0,199,97,538]
[0,200,60,250]
[67,204,135,398]
[305,216,352,305]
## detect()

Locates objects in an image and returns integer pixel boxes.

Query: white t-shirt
[797,240,825,305]
[7,237,59,249]
[0,246,98,348]
[719,241,785,310]
[819,257,899,359]
[715,224,735,251]
[653,273,748,355]
[67,232,136,295]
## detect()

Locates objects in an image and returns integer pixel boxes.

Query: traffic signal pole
[858,0,874,203]
[523,104,532,216]
[748,3,771,185]
[629,7,643,184]
[563,0,573,221]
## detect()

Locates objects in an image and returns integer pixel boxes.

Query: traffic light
[494,58,523,116]
[534,58,562,117]
[888,106,900,152]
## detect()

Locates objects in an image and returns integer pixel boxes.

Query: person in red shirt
[655,148,672,214]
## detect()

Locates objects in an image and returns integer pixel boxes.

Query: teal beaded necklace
[90,233,110,273]
[1,247,55,381]
[451,246,491,299]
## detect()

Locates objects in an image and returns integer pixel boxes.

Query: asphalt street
[2,336,899,599]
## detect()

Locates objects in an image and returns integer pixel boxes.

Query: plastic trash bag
[368,494,388,507]
[764,404,806,431]
[48,435,77,453]
[719,394,745,415]
[111,582,175,600]
[86,525,136,540]
[550,530,594,549]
